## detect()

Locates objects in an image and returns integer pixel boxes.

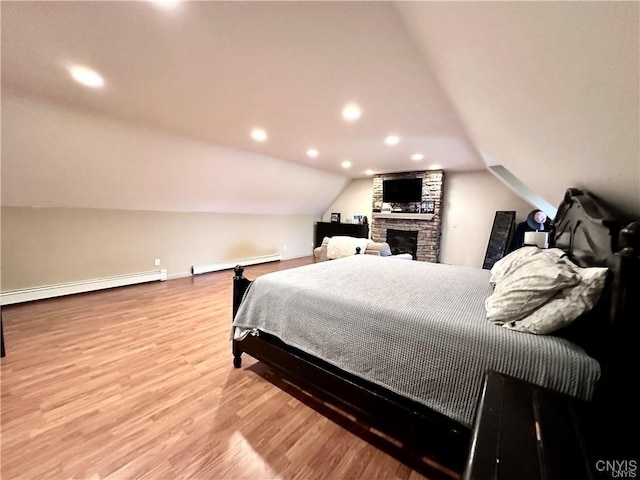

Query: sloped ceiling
[1,91,349,215]
[1,2,481,176]
[396,1,640,216]
[1,1,638,216]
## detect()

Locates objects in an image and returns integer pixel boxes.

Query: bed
[230,188,640,475]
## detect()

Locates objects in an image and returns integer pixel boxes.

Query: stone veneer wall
[371,170,444,262]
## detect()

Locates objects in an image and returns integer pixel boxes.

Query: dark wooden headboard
[553,188,622,268]
[552,188,639,455]
[552,188,639,325]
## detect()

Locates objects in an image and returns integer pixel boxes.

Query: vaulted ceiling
[2,1,638,216]
[396,1,639,216]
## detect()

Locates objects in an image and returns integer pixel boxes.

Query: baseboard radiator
[192,253,282,275]
[0,269,168,306]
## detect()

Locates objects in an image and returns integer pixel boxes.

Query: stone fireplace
[371,170,444,263]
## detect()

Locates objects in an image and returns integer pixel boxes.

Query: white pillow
[544,247,570,259]
[503,264,608,335]
[485,251,581,324]
[489,246,539,286]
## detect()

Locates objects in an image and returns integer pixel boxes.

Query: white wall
[1,207,315,290]
[321,178,374,232]
[440,171,533,267]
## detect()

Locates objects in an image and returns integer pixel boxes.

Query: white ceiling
[396,1,639,215]
[2,1,638,217]
[1,1,483,178]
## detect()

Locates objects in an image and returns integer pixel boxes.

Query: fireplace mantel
[372,213,434,220]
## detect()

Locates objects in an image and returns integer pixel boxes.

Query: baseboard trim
[1,269,168,306]
[192,253,282,275]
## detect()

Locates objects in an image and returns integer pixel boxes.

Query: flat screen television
[382,178,422,203]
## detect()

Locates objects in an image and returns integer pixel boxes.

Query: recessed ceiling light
[411,153,424,161]
[384,135,400,146]
[306,148,319,158]
[150,0,181,8]
[68,66,104,88]
[365,169,375,176]
[341,160,352,169]
[341,103,361,122]
[251,128,268,142]
[427,164,442,170]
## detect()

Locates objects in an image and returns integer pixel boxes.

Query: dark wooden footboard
[231,265,468,477]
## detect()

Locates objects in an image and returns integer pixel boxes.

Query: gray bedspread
[233,255,601,427]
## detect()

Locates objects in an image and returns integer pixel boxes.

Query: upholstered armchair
[313,236,397,262]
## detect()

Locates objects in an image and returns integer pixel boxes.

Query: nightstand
[463,371,594,480]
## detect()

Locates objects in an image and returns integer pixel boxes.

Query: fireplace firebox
[386,229,418,259]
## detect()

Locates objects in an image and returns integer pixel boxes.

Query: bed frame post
[603,221,640,455]
[232,265,252,368]
[612,221,640,324]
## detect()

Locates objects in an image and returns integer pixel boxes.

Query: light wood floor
[1,257,453,480]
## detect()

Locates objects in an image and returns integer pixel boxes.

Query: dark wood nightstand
[463,371,594,480]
